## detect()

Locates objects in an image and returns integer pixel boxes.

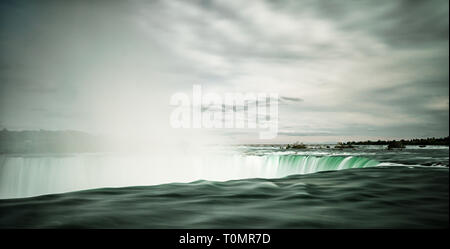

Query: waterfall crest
[0,154,379,199]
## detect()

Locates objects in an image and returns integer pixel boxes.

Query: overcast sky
[0,0,448,143]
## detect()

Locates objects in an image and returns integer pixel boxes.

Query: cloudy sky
[0,0,448,143]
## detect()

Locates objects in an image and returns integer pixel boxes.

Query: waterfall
[0,154,379,199]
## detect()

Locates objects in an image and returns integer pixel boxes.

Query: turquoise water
[0,146,448,228]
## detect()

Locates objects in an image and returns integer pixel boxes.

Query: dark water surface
[1,166,447,228]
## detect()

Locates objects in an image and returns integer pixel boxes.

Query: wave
[0,166,448,228]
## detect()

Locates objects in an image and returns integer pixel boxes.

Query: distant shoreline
[344,137,449,146]
[0,129,448,154]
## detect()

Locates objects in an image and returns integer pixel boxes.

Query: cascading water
[273,155,379,176]
[0,154,380,199]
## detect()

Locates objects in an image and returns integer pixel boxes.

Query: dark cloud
[280,96,304,103]
[278,131,333,136]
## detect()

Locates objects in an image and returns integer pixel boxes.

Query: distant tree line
[345,137,449,146]
[282,137,449,150]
